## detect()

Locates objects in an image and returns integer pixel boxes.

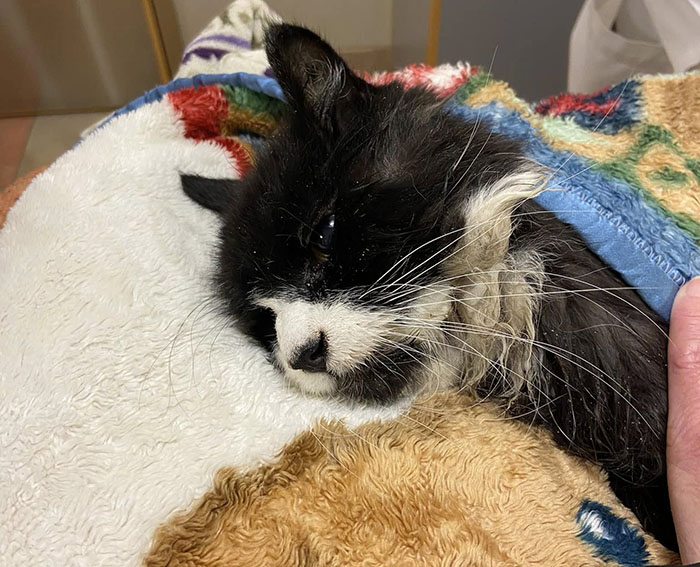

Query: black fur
[181,174,239,214]
[182,24,675,548]
[486,199,673,546]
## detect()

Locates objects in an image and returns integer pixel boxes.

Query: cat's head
[183,24,542,403]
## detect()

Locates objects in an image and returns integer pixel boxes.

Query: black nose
[289,334,327,372]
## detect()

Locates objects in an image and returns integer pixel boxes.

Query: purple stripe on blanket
[186,33,251,51]
[182,46,231,64]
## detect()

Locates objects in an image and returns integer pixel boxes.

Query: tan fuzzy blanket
[143,394,676,566]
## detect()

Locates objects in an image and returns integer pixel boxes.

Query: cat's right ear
[265,23,365,133]
[180,175,241,215]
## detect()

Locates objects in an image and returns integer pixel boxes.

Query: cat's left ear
[265,23,367,132]
[180,175,242,215]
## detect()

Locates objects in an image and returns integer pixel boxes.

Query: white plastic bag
[568,0,700,93]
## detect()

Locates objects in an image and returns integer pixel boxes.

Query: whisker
[394,315,655,436]
[539,78,630,187]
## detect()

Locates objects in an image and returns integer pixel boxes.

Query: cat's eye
[310,215,335,262]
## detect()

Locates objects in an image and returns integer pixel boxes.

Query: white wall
[438,0,584,101]
[172,0,393,50]
[0,0,160,114]
[392,0,432,68]
[270,0,392,50]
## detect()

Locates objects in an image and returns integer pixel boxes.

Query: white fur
[283,366,337,396]
[0,100,401,566]
[442,168,547,396]
[257,296,396,394]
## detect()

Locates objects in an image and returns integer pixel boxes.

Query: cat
[181,24,675,548]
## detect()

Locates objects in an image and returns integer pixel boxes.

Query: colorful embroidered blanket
[100,0,700,321]
[461,71,700,320]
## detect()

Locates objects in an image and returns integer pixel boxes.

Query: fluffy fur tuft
[182,24,674,547]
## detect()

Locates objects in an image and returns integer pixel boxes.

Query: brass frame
[426,0,442,66]
[142,0,172,83]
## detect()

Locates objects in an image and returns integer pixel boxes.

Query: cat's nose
[289,333,327,373]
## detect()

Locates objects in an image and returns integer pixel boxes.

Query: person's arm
[668,277,700,563]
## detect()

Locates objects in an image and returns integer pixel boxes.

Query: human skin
[668,277,700,563]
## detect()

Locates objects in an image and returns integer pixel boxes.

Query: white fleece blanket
[0,92,398,565]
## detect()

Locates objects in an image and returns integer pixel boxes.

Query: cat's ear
[181,175,241,215]
[265,23,366,132]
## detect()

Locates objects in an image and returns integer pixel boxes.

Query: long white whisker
[538,79,630,188]
[394,315,655,435]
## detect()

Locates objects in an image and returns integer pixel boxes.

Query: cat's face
[185,24,532,403]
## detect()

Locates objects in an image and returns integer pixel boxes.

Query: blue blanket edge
[102,71,697,321]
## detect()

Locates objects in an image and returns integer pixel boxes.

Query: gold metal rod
[426,0,442,66]
[141,0,172,83]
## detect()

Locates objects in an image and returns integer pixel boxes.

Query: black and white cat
[182,24,675,547]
